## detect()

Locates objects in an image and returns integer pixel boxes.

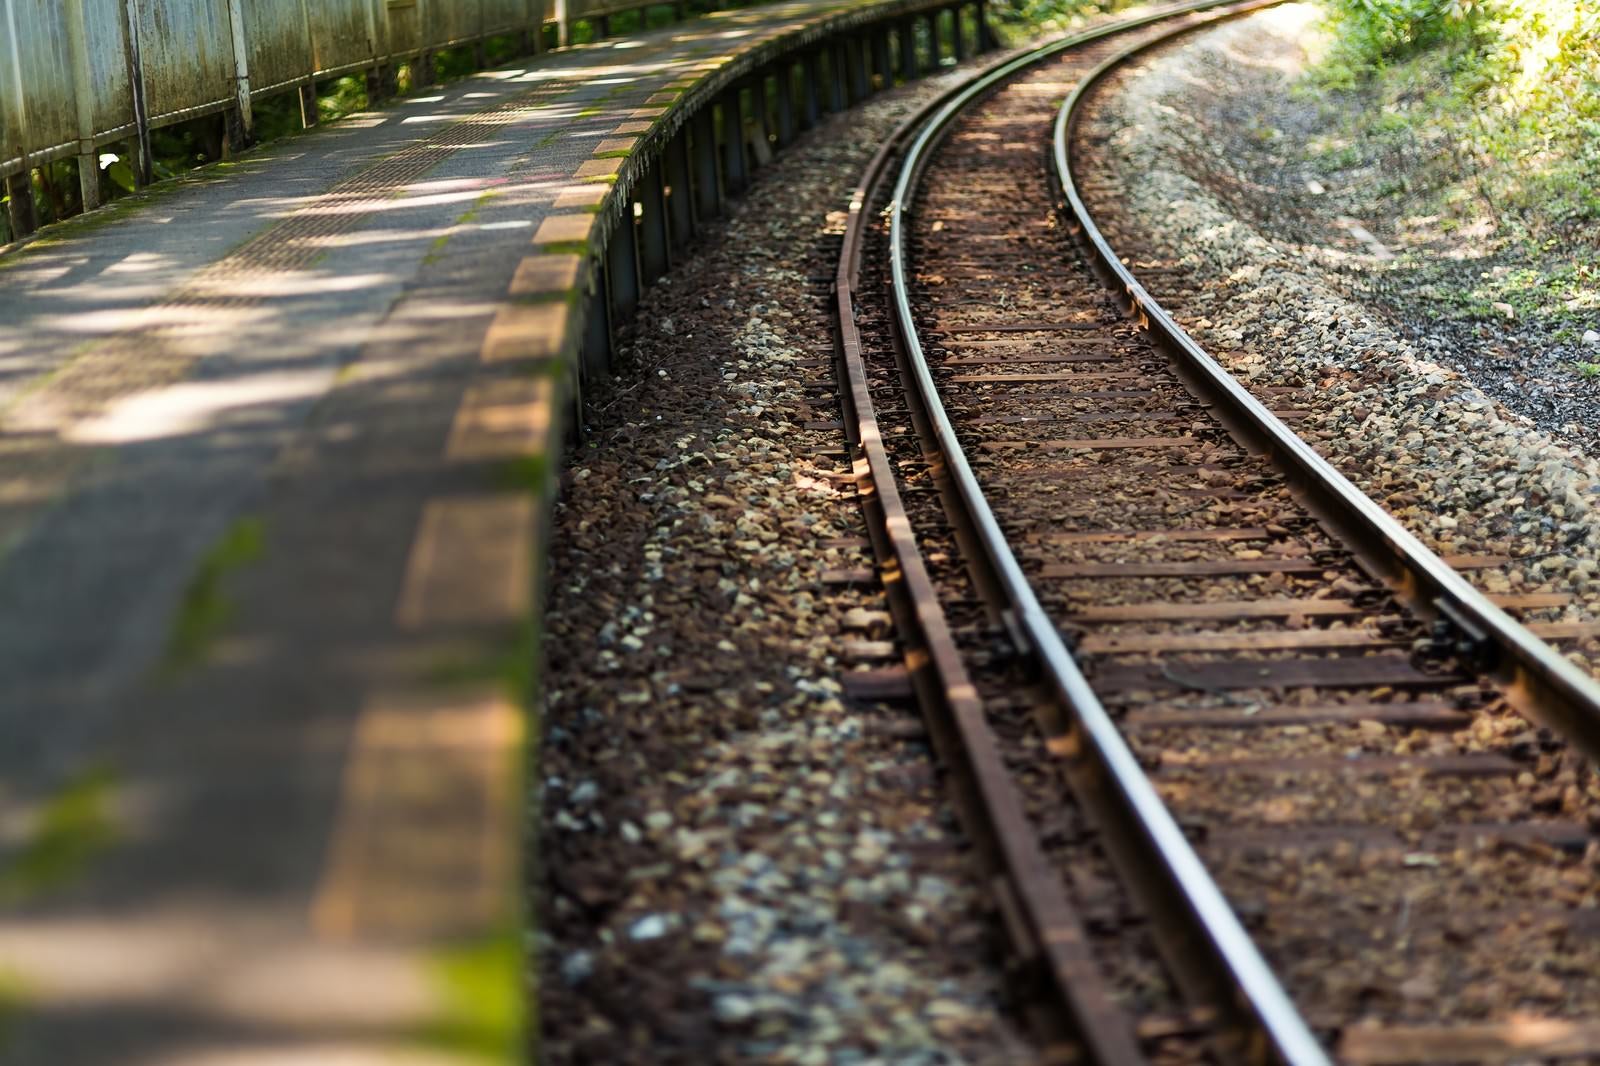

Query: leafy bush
[987,0,1139,40]
[1319,0,1600,234]
[1323,0,1486,67]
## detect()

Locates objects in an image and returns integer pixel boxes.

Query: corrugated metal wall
[0,0,561,179]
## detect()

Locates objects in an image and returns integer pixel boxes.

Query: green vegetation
[987,0,1144,39]
[162,518,265,674]
[539,240,593,257]
[0,767,118,905]
[424,617,540,711]
[0,969,28,1047]
[1313,0,1600,237]
[417,934,523,1061]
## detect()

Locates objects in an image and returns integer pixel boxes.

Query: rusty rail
[836,2,1330,1061]
[835,29,1147,1062]
[1051,13,1600,773]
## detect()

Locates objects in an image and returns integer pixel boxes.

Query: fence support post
[556,0,571,47]
[224,0,255,146]
[801,50,822,129]
[664,128,695,245]
[720,90,747,196]
[118,0,154,186]
[522,0,545,56]
[871,25,892,90]
[774,62,795,149]
[299,85,319,127]
[637,164,670,284]
[691,107,722,220]
[952,5,969,61]
[898,18,918,81]
[827,43,847,111]
[3,173,35,240]
[583,264,612,380]
[848,36,870,101]
[749,77,771,166]
[605,216,641,327]
[417,0,438,89]
[63,0,101,211]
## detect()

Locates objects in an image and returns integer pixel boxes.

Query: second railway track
[830,5,1600,1064]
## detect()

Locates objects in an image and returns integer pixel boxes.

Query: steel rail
[1052,23,1600,764]
[879,4,1332,1064]
[832,16,1226,1060]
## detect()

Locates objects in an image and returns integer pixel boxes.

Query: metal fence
[0,0,571,189]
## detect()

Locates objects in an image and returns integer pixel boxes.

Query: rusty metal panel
[1,0,76,165]
[0,0,559,179]
[307,0,377,76]
[480,0,529,34]
[138,0,235,121]
[428,0,485,46]
[383,0,424,58]
[0,3,28,170]
[82,0,136,139]
[567,0,638,22]
[242,0,313,92]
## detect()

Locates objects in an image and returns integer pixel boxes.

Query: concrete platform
[0,0,977,1062]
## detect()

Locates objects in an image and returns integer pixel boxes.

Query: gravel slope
[537,72,1038,1065]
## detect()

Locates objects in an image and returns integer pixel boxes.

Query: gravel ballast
[1077,4,1600,675]
[536,72,1038,1064]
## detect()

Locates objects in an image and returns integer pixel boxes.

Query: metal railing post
[774,61,795,148]
[871,24,892,90]
[898,17,918,81]
[691,106,722,219]
[663,127,695,244]
[849,35,870,100]
[605,215,641,323]
[827,42,847,111]
[583,264,612,379]
[801,49,822,128]
[720,89,747,195]
[749,76,772,166]
[637,164,671,283]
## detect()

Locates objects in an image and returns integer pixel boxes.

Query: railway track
[831,6,1600,1063]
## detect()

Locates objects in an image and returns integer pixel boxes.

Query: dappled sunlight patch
[0,910,441,1031]
[297,187,493,217]
[38,301,274,338]
[189,270,399,300]
[69,369,335,445]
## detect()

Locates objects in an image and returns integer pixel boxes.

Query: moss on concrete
[416,934,523,1062]
[0,969,29,1050]
[162,517,265,675]
[0,766,118,905]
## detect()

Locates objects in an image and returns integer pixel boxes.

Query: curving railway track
[831,5,1600,1063]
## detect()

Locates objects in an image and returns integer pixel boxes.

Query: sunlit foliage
[1319,0,1599,232]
